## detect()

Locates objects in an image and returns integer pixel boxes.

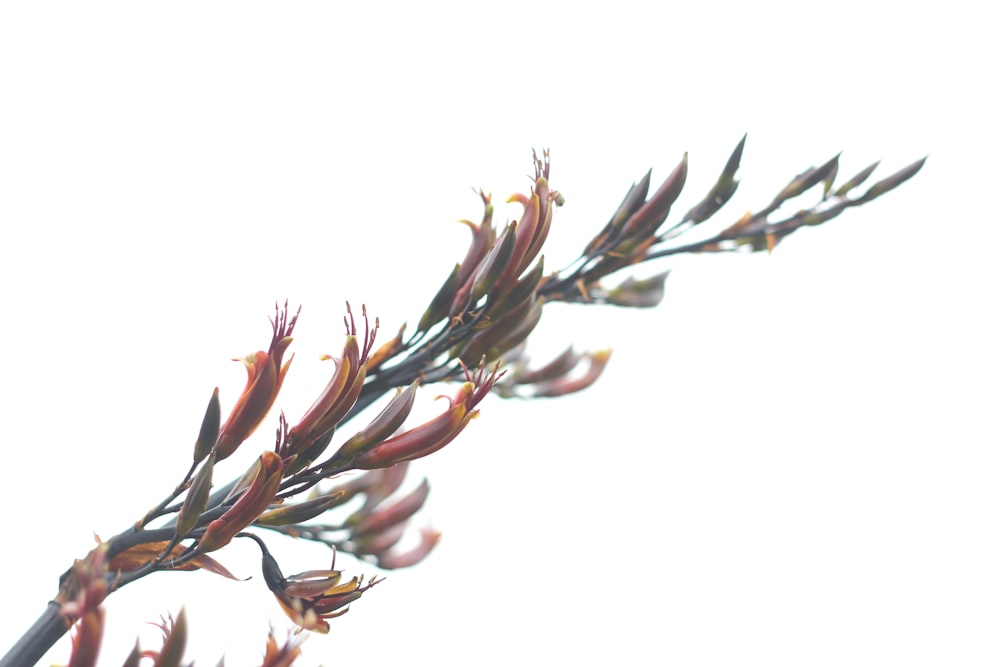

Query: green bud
[193,388,220,463]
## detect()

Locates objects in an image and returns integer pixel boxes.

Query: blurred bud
[323,467,398,515]
[349,479,430,535]
[720,210,756,238]
[376,527,442,570]
[833,160,880,197]
[260,629,305,667]
[62,545,110,667]
[681,135,745,225]
[351,522,406,555]
[120,643,141,667]
[192,387,220,463]
[532,349,612,398]
[199,451,283,552]
[822,156,840,198]
[67,608,103,667]
[859,157,927,201]
[354,462,409,514]
[604,271,670,308]
[510,346,581,385]
[771,154,841,206]
[59,543,109,622]
[146,610,187,667]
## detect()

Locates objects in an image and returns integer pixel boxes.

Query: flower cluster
[4,141,926,667]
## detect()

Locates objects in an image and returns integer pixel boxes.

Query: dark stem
[0,602,69,667]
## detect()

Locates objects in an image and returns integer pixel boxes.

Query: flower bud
[376,527,442,570]
[511,346,581,385]
[620,153,688,239]
[333,381,418,462]
[199,451,283,552]
[192,388,220,463]
[353,389,476,470]
[532,349,612,398]
[350,479,430,535]
[418,264,460,333]
[216,304,297,460]
[175,451,215,538]
[586,169,653,254]
[256,490,347,527]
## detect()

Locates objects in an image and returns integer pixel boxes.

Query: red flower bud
[353,386,476,470]
[216,304,297,460]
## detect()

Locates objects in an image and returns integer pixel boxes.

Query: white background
[1,2,997,666]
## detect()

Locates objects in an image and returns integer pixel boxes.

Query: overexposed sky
[1,3,997,666]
